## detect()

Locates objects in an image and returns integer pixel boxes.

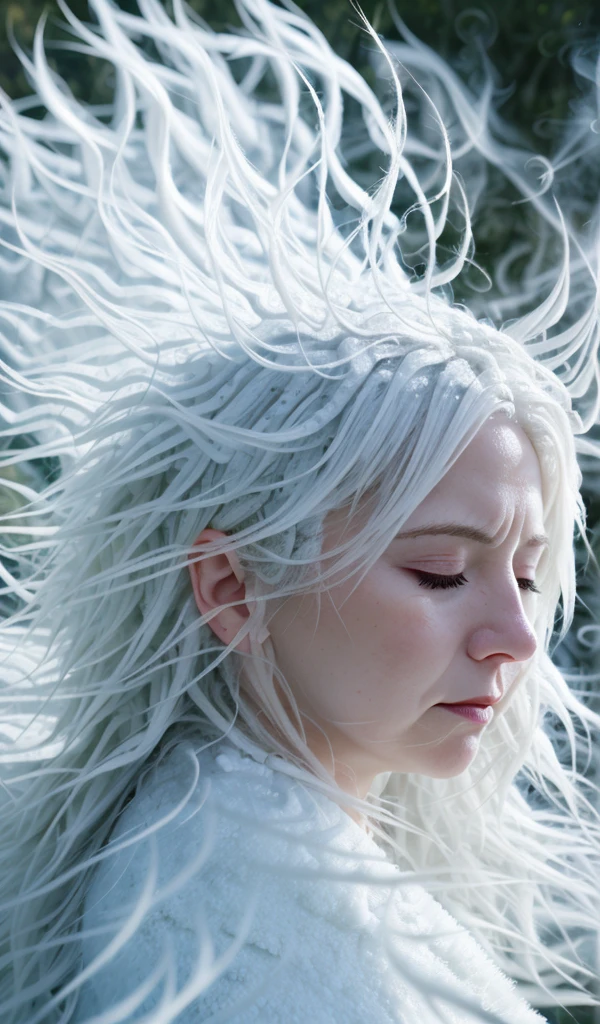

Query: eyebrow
[394,524,549,548]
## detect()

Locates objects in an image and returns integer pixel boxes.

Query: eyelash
[415,571,541,594]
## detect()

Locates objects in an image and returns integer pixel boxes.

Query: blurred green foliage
[2,0,599,284]
[550,1009,597,1024]
[2,0,599,295]
[2,0,600,135]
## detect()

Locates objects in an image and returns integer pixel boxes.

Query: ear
[187,529,251,654]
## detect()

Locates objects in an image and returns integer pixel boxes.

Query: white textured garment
[75,741,546,1023]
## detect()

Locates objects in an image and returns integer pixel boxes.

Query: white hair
[0,0,599,1020]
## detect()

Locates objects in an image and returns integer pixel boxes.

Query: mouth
[435,702,494,724]
[444,695,501,708]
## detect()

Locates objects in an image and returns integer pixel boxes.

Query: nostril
[467,620,538,663]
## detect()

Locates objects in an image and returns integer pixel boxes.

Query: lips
[434,694,501,725]
[443,695,501,707]
[437,703,494,724]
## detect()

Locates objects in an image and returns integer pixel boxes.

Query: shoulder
[75,740,391,1022]
[79,738,328,944]
[75,742,545,1024]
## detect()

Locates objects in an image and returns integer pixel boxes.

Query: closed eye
[414,571,541,594]
[415,571,467,590]
[517,578,541,594]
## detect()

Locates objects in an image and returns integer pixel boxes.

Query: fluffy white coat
[74,741,547,1023]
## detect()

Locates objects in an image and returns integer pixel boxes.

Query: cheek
[327,571,451,684]
[268,572,459,721]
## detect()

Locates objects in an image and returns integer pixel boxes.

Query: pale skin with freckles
[188,415,546,805]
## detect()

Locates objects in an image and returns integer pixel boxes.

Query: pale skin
[188,415,547,805]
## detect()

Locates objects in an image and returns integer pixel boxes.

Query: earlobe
[188,529,252,653]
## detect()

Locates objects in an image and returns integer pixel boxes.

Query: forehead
[404,418,544,535]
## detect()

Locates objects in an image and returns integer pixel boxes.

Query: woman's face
[266,415,547,797]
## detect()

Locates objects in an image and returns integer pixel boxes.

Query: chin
[417,738,482,779]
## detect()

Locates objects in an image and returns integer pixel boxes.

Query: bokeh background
[1,2,599,1021]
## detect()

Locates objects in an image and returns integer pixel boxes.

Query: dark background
[3,0,600,138]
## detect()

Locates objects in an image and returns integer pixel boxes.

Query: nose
[466,582,538,665]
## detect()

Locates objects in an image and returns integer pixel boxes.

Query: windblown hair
[0,0,599,1021]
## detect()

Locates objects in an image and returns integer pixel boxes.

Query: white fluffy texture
[74,740,546,1024]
